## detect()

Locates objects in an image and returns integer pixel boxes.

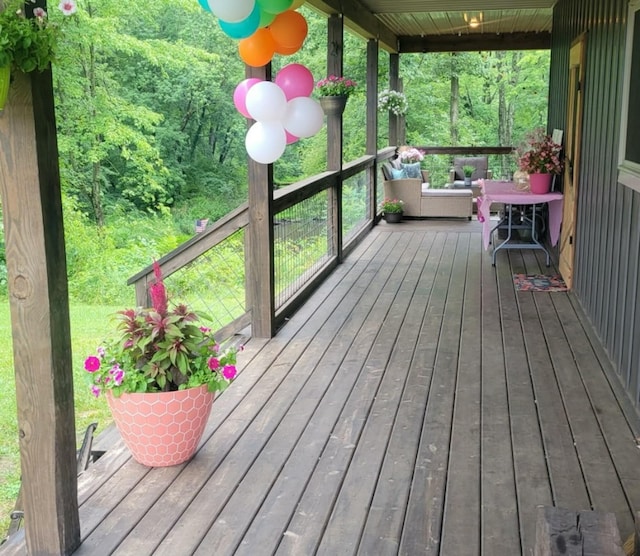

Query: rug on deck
[513,274,568,292]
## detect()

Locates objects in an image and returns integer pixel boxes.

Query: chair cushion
[453,156,488,180]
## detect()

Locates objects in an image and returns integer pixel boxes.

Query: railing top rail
[127,203,249,285]
[416,146,515,155]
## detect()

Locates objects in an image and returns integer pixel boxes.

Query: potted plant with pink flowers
[84,262,240,467]
[518,129,563,193]
[315,75,357,115]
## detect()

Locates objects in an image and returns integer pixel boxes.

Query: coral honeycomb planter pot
[107,384,214,467]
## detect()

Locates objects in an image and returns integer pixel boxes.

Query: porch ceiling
[306,0,555,53]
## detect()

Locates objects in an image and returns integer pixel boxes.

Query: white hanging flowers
[378,89,409,116]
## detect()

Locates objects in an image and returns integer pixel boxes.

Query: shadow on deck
[8,219,640,555]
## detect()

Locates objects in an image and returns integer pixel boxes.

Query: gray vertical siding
[548,0,640,411]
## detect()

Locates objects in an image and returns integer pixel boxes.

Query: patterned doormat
[513,274,568,292]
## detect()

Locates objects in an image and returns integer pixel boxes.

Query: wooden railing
[127,145,510,342]
[128,152,388,341]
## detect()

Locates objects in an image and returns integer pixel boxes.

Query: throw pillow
[381,163,394,180]
[402,162,421,179]
[391,167,408,179]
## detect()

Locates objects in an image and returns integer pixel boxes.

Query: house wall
[549,0,640,412]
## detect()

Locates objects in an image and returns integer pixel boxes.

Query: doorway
[559,36,586,288]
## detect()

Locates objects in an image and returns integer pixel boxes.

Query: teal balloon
[197,0,211,11]
[258,9,276,28]
[258,0,293,15]
[219,3,261,39]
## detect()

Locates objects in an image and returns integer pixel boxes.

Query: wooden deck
[6,219,640,555]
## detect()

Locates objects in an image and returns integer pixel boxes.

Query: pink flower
[109,365,124,386]
[58,0,77,15]
[84,356,101,372]
[222,365,237,380]
[33,7,47,18]
[91,385,101,398]
[208,357,220,370]
[149,261,168,315]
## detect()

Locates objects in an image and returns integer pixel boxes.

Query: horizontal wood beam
[399,32,551,53]
[417,146,515,155]
[306,0,398,52]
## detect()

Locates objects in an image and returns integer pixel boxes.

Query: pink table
[477,180,564,265]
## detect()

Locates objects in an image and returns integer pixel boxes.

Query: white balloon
[245,121,286,164]
[283,97,324,138]
[245,81,287,123]
[208,0,254,23]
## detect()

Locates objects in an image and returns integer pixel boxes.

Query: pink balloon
[233,78,262,118]
[286,131,299,144]
[275,63,314,100]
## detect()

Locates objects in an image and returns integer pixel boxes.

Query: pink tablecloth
[477,180,564,250]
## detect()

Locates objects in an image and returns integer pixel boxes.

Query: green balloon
[258,0,293,15]
[259,9,276,27]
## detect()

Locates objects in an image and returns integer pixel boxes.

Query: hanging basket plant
[378,89,409,116]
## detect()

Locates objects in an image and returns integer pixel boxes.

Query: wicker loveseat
[381,162,472,219]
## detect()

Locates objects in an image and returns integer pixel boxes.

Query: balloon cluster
[201,0,307,66]
[234,64,323,164]
[200,0,324,164]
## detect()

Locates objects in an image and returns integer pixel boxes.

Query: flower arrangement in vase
[0,0,77,109]
[378,89,408,116]
[84,262,240,466]
[398,147,424,179]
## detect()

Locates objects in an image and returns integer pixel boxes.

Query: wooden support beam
[389,54,400,146]
[366,39,378,221]
[326,14,343,262]
[0,69,80,554]
[245,64,275,338]
[399,32,551,53]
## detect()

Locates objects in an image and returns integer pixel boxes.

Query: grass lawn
[0,302,119,538]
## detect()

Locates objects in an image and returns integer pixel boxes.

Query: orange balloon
[274,42,301,56]
[269,10,308,51]
[239,28,276,67]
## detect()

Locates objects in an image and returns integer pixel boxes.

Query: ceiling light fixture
[464,12,483,29]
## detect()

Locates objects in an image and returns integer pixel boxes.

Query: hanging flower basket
[378,89,409,116]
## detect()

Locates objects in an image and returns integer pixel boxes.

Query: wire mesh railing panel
[343,171,369,242]
[161,229,246,333]
[274,189,332,309]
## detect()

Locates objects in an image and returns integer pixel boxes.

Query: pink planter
[107,384,214,467]
[529,172,553,194]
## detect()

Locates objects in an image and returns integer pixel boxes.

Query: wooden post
[366,39,379,220]
[389,53,400,146]
[0,69,80,553]
[245,64,275,338]
[327,14,343,261]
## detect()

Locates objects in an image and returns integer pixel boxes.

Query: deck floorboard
[22,219,640,556]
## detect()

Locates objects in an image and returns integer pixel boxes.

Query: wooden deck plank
[399,232,466,555]
[439,233,482,555]
[480,236,521,555]
[7,221,640,556]
[518,289,592,509]
[496,250,552,554]
[533,292,632,533]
